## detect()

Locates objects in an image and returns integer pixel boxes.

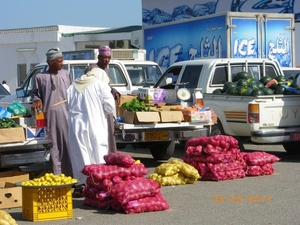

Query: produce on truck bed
[223,73,300,96]
[121,98,150,112]
[0,117,21,128]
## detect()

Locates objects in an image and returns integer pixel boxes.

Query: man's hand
[31,99,43,111]
[114,92,121,105]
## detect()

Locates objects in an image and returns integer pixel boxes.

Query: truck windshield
[125,65,162,86]
[64,64,127,86]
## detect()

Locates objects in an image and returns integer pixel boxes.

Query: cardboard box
[25,127,47,140]
[0,127,25,144]
[117,95,138,106]
[0,171,28,208]
[159,111,184,123]
[138,88,166,104]
[116,106,128,117]
[182,110,212,123]
[0,171,29,183]
[123,111,161,124]
[11,116,33,127]
[115,95,138,117]
[0,182,22,209]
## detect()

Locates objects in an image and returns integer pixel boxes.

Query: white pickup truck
[154,58,300,153]
[0,52,210,165]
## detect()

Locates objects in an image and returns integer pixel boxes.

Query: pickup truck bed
[203,93,300,153]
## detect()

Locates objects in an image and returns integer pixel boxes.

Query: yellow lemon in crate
[21,174,78,187]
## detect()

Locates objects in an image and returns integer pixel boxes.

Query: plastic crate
[22,185,73,222]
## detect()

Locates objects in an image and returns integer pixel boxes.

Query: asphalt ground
[2,142,300,225]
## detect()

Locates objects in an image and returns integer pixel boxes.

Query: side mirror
[16,88,25,98]
[166,77,172,84]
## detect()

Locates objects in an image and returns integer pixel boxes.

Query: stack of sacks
[82,152,169,214]
[182,135,246,181]
[149,159,200,186]
[240,151,280,176]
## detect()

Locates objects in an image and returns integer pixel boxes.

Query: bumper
[251,127,300,144]
[115,122,208,143]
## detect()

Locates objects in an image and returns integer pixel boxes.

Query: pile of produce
[241,152,280,176]
[181,135,280,181]
[82,152,169,214]
[121,98,150,112]
[149,159,200,186]
[182,135,246,181]
[21,173,78,186]
[0,210,18,225]
[213,71,300,96]
[0,117,21,128]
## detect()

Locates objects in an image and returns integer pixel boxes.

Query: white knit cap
[46,48,62,60]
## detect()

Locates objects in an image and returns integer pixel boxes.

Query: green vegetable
[0,117,21,129]
[121,98,150,112]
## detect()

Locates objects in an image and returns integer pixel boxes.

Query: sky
[0,0,143,30]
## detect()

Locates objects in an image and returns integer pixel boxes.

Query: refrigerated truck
[143,11,295,71]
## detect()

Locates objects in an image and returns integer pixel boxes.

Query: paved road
[3,142,300,225]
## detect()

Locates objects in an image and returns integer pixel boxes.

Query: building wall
[0,25,104,93]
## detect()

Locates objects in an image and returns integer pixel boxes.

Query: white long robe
[67,80,115,185]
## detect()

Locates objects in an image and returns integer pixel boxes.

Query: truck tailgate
[255,95,300,128]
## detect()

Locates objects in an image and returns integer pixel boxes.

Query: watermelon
[275,75,286,84]
[274,84,285,94]
[212,88,223,94]
[226,86,236,95]
[233,71,249,82]
[240,87,253,96]
[265,79,278,89]
[248,81,260,90]
[234,86,245,95]
[251,89,264,97]
[223,81,237,92]
[236,78,248,87]
[246,77,256,84]
[256,82,265,89]
[262,87,274,95]
[259,76,272,85]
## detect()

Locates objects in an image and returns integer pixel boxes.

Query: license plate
[145,131,169,141]
[292,133,300,141]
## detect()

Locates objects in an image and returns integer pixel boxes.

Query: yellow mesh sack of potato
[151,172,187,186]
[171,159,200,180]
[155,162,181,176]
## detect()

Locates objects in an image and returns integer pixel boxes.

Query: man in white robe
[67,68,115,196]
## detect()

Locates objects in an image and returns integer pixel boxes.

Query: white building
[0,25,142,93]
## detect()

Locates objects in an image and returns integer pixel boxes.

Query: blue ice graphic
[142,0,299,26]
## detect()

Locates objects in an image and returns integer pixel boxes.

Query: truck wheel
[233,136,245,151]
[283,142,300,154]
[209,121,224,136]
[149,141,175,160]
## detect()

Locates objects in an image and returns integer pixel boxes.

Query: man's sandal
[72,185,85,198]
